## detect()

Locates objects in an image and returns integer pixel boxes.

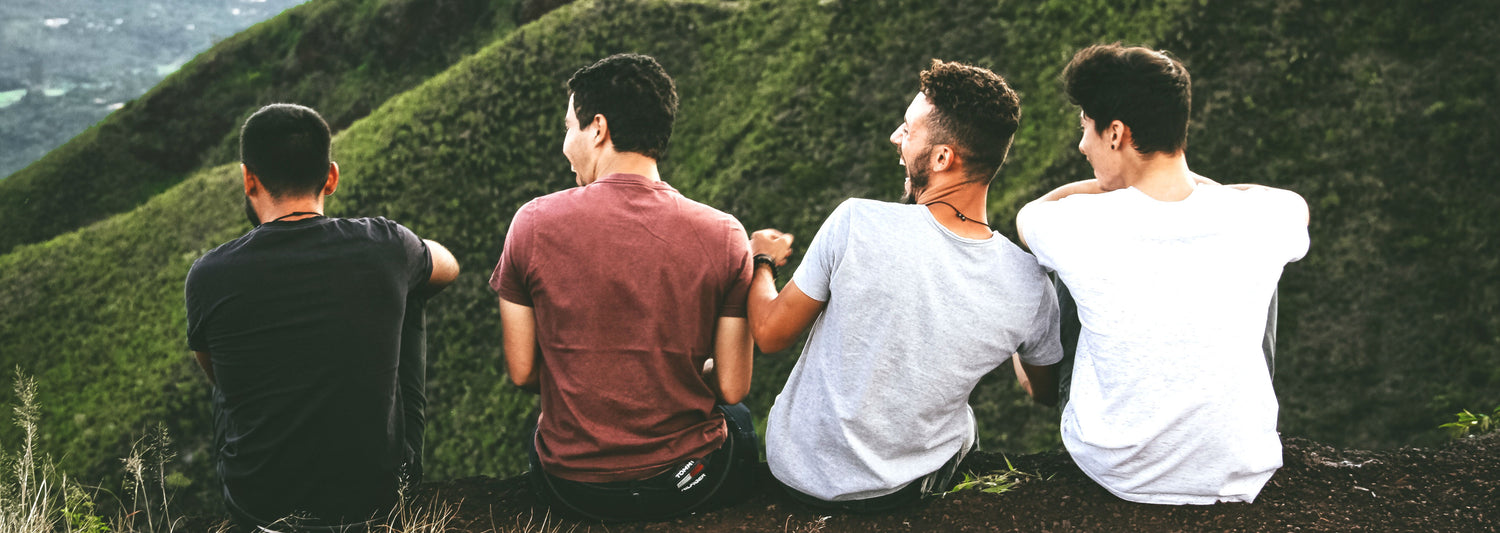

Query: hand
[750,229,794,266]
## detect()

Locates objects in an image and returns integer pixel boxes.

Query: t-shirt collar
[595,173,673,191]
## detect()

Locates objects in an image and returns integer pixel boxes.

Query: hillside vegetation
[0,0,1496,514]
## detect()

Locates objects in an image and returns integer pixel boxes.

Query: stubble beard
[243,195,261,228]
[899,146,933,204]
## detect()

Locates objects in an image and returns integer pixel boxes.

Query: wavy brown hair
[918,59,1022,184]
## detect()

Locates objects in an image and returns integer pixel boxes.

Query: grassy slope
[0,0,520,255]
[0,163,244,508]
[0,0,1496,512]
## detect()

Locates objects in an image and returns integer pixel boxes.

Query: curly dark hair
[239,103,332,198]
[567,53,678,161]
[918,59,1022,184]
[1063,43,1191,155]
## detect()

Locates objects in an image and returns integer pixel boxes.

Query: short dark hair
[567,53,678,161]
[1063,43,1191,155]
[239,103,332,197]
[918,59,1022,183]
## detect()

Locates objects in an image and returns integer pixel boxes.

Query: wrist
[752,254,779,279]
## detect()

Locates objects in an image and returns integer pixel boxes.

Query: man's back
[186,216,431,522]
[1021,184,1309,504]
[492,172,751,483]
[767,199,1062,501]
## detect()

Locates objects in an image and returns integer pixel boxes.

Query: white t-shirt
[767,199,1063,501]
[1019,184,1309,505]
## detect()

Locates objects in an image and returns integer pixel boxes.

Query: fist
[750,229,794,265]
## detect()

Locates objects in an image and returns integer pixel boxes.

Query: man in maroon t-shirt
[489,53,757,521]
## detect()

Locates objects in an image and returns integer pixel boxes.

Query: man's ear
[1108,120,1129,151]
[590,113,610,148]
[322,162,340,197]
[242,164,260,196]
[932,145,955,172]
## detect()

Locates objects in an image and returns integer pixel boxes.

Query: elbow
[750,319,793,354]
[508,368,538,390]
[752,330,791,355]
[719,386,748,406]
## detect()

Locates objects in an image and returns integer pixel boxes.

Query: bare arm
[710,317,753,404]
[1011,353,1058,407]
[1017,180,1107,250]
[746,229,827,353]
[1036,179,1107,203]
[193,351,216,386]
[424,239,460,292]
[499,298,540,393]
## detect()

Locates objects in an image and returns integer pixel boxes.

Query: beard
[899,145,934,204]
[243,195,261,228]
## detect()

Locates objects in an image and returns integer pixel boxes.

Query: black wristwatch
[753,254,779,279]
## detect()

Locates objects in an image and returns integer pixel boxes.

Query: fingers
[750,229,795,265]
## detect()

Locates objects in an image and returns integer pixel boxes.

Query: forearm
[193,351,216,386]
[746,229,822,353]
[420,239,460,298]
[1012,353,1058,407]
[710,317,753,404]
[747,266,791,352]
[1037,179,1105,202]
[499,298,541,393]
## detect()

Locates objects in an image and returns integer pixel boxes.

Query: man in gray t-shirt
[747,60,1063,511]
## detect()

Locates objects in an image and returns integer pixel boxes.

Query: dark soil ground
[401,432,1499,532]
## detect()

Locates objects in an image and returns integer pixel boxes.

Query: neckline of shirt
[258,216,333,229]
[1122,183,1206,205]
[595,173,670,189]
[914,203,997,245]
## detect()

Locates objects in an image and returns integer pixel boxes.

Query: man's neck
[1124,152,1197,202]
[592,151,661,182]
[258,197,325,223]
[917,177,991,239]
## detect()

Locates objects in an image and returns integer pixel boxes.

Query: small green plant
[947,455,1036,495]
[1440,406,1500,439]
[61,485,109,533]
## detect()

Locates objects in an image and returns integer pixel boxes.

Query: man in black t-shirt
[185,104,459,531]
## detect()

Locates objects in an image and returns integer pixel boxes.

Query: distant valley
[0,0,306,179]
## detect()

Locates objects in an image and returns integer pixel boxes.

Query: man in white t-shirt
[747,60,1063,512]
[1016,43,1310,505]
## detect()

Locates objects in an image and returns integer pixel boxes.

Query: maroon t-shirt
[490,173,753,482]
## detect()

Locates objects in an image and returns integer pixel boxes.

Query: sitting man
[748,59,1063,511]
[490,53,757,521]
[186,103,460,530]
[1016,43,1310,504]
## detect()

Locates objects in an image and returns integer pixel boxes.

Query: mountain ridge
[0,0,1496,514]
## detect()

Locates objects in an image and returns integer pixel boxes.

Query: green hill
[1,0,1496,513]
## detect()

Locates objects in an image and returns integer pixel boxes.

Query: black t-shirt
[185,216,431,525]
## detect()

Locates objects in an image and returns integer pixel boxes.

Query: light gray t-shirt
[766,199,1063,501]
[1019,184,1309,505]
